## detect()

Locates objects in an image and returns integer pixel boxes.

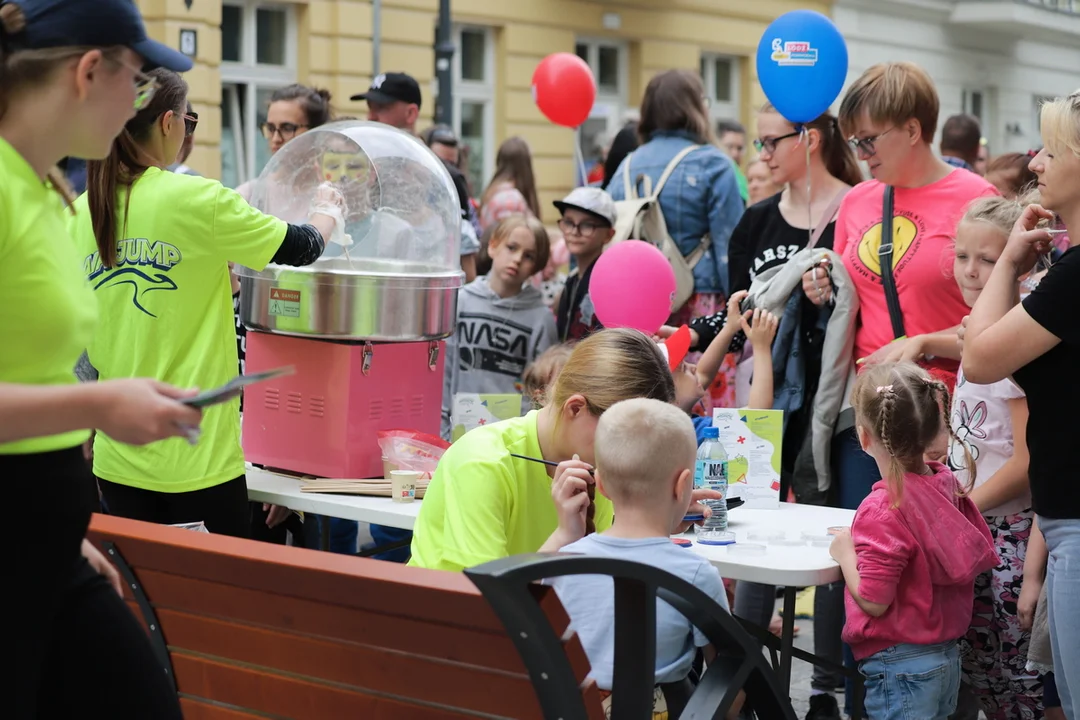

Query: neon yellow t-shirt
[67,168,286,492]
[409,411,614,571]
[0,139,97,454]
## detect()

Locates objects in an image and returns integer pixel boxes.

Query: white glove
[309,183,353,248]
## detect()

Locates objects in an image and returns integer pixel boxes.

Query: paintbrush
[510,453,595,535]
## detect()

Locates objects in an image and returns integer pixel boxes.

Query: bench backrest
[88,514,604,720]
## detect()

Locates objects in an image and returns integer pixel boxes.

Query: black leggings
[99,474,251,538]
[9,447,181,719]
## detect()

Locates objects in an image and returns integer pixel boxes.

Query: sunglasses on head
[182,111,199,137]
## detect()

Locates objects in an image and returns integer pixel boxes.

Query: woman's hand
[1017,576,1042,631]
[884,334,926,363]
[673,488,723,534]
[741,308,779,354]
[859,337,908,367]
[801,263,833,306]
[82,539,123,597]
[1001,203,1057,277]
[548,455,595,546]
[93,379,203,446]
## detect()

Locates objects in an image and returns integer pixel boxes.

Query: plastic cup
[390,470,418,503]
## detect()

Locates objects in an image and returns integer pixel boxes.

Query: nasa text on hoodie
[441,277,558,439]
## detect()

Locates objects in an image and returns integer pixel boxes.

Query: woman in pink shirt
[830,63,1000,508]
[830,362,997,720]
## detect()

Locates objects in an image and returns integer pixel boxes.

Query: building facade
[834,0,1080,157]
[140,0,826,221]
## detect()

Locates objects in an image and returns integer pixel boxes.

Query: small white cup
[390,470,418,503]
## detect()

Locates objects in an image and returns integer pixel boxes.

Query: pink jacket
[843,463,997,661]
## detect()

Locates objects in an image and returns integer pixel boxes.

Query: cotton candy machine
[236,121,463,478]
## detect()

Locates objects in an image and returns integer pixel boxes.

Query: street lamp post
[434,0,454,127]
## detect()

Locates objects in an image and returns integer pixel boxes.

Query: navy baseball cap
[2,0,193,72]
[350,72,422,108]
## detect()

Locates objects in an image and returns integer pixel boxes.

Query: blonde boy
[550,399,738,714]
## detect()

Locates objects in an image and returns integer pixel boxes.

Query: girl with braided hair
[829,361,998,720]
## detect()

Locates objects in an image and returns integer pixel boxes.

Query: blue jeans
[304,515,359,555]
[1040,516,1080,719]
[859,641,960,720]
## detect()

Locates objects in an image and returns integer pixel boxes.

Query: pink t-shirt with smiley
[833,171,999,362]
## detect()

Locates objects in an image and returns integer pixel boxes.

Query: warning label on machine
[268,288,301,318]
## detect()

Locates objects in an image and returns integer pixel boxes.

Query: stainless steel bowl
[238,258,462,341]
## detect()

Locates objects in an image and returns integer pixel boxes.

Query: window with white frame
[452,25,495,193]
[220,1,297,189]
[961,88,992,138]
[700,54,741,137]
[575,39,627,184]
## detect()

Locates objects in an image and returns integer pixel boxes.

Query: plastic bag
[377,429,451,480]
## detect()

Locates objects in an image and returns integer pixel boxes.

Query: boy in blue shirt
[549,398,744,718]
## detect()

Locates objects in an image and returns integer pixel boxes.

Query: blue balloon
[756,10,849,124]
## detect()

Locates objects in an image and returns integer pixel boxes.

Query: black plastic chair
[466,554,798,720]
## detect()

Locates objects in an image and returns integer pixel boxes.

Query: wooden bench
[88,514,795,719]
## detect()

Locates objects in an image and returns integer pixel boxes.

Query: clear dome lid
[246,120,462,274]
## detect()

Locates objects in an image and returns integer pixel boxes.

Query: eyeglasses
[182,112,199,137]
[261,122,309,140]
[558,218,606,238]
[753,131,801,155]
[108,57,157,110]
[847,128,895,157]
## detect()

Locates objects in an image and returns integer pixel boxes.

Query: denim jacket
[608,130,744,296]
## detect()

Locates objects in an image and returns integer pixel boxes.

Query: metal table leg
[778,586,797,691]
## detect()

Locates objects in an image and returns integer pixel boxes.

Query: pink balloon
[591,241,677,335]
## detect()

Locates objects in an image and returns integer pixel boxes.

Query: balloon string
[802,125,812,250]
[574,127,589,187]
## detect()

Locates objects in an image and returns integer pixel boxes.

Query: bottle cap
[702,426,719,439]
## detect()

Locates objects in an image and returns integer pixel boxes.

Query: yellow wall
[141,0,828,220]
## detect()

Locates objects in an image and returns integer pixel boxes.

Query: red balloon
[532,53,596,128]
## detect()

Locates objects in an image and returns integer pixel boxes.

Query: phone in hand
[180,366,295,409]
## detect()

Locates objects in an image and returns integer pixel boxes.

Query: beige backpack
[610,145,712,312]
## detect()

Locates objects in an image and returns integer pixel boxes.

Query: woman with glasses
[68,68,345,539]
[235,83,333,201]
[824,62,998,719]
[608,69,745,410]
[0,0,202,715]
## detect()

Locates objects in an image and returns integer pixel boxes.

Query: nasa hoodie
[441,277,558,439]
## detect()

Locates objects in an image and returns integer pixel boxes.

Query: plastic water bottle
[694,426,729,532]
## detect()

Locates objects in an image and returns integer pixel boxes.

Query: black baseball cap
[3,0,193,72]
[350,72,422,108]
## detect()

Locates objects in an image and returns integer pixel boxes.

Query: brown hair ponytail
[86,68,188,268]
[815,113,863,187]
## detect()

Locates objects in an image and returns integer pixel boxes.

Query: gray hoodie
[441,277,558,438]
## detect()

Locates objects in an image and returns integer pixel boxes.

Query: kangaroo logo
[949,399,986,473]
[84,238,182,318]
[93,269,178,318]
